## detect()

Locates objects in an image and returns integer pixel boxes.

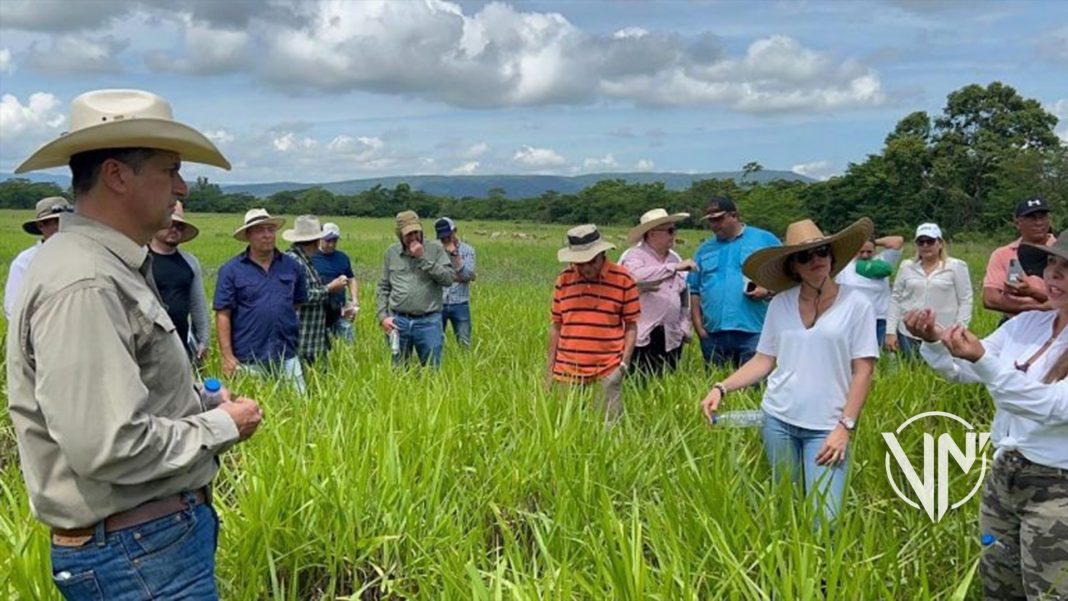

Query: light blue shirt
[443,241,476,305]
[687,225,780,334]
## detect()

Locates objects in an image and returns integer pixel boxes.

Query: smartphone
[1007,258,1023,285]
[742,275,757,294]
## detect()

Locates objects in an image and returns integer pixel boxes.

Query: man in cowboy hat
[982,197,1057,319]
[3,196,71,319]
[284,214,349,368]
[688,196,780,367]
[215,208,310,392]
[548,224,640,422]
[313,222,359,342]
[6,89,262,598]
[619,208,695,375]
[376,210,456,367]
[435,216,477,349]
[148,200,211,363]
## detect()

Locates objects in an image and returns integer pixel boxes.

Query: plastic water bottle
[202,378,224,411]
[389,329,401,356]
[980,533,1020,568]
[712,410,765,428]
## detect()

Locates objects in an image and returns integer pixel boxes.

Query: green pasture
[1,210,1006,599]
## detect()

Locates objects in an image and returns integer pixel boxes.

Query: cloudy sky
[1,0,1065,185]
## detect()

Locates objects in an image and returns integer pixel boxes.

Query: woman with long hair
[903,230,1068,600]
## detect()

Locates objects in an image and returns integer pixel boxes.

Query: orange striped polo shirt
[551,260,640,382]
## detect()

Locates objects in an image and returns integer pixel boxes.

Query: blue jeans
[393,312,443,368]
[332,319,355,343]
[442,302,472,348]
[761,412,849,529]
[875,318,887,350]
[239,355,306,394]
[699,330,760,367]
[897,331,922,361]
[50,496,219,600]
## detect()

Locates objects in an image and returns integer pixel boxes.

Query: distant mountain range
[1,169,812,199]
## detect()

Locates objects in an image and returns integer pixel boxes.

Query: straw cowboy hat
[167,200,199,243]
[743,217,873,293]
[232,208,286,241]
[283,215,327,243]
[557,224,616,263]
[627,208,690,244]
[22,197,72,235]
[15,89,230,174]
[1019,229,1068,277]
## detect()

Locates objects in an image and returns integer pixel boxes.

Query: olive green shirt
[375,240,455,320]
[6,213,239,529]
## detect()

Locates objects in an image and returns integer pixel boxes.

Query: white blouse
[887,257,973,340]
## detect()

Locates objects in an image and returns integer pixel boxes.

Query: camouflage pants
[980,450,1068,600]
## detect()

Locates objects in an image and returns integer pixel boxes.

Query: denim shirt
[214,249,308,364]
[687,225,780,334]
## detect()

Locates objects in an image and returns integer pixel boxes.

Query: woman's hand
[700,387,724,424]
[884,333,898,352]
[941,324,985,362]
[902,308,943,343]
[815,425,850,465]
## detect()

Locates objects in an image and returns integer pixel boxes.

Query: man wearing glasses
[982,197,1056,320]
[687,197,781,367]
[148,201,211,364]
[4,196,72,319]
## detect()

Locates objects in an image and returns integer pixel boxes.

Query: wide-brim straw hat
[557,224,616,263]
[15,89,230,174]
[22,196,72,235]
[626,208,690,244]
[233,208,286,241]
[1018,230,1067,276]
[743,217,874,293]
[283,214,326,243]
[168,200,199,243]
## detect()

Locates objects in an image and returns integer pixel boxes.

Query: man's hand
[1004,279,1038,300]
[443,238,458,254]
[696,325,709,339]
[381,316,396,333]
[902,308,942,343]
[408,241,425,259]
[195,346,208,363]
[327,275,348,293]
[342,304,358,320]
[222,354,240,378]
[941,324,985,362]
[673,259,698,272]
[219,396,263,441]
[744,285,772,300]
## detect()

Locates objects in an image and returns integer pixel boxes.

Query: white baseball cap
[915,223,942,240]
[322,222,341,240]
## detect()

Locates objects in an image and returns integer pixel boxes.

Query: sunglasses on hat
[792,245,831,265]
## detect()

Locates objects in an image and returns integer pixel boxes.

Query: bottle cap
[980,533,995,546]
[204,378,222,393]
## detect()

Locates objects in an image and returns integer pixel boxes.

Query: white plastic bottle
[202,378,224,411]
[712,410,765,428]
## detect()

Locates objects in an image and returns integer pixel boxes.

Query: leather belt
[394,310,439,318]
[51,487,209,538]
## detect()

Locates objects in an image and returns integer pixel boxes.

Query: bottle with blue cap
[981,533,1020,569]
[202,378,224,411]
[711,410,765,428]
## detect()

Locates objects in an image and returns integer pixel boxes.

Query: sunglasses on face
[792,245,831,265]
[653,227,677,235]
[916,237,938,247]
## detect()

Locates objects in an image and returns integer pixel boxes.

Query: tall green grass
[1,211,1001,598]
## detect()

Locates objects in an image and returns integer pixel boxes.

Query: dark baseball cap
[700,197,737,220]
[1015,197,1050,218]
[434,217,456,239]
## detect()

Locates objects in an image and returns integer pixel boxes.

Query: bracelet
[713,383,728,397]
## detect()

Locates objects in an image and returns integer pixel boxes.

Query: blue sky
[1,0,1065,185]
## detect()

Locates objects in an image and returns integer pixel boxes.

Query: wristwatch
[839,416,857,431]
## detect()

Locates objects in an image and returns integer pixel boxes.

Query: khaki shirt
[6,213,239,529]
[375,240,455,320]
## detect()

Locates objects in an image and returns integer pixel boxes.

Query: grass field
[1,209,1006,599]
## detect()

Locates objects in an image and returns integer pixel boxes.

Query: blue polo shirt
[687,225,781,334]
[311,249,354,307]
[213,249,308,364]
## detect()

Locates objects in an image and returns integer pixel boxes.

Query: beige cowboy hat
[626,208,690,244]
[743,217,874,293]
[283,214,326,243]
[15,89,230,174]
[557,224,616,263]
[395,210,423,237]
[167,200,199,243]
[233,208,286,241]
[22,196,73,235]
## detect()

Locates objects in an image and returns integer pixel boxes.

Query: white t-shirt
[757,286,879,430]
[4,242,41,320]
[835,249,901,320]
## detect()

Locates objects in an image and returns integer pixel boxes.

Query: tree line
[2,82,1064,239]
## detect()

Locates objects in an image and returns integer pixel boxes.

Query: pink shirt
[619,243,693,351]
[982,235,1055,304]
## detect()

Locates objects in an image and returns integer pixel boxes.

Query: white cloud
[582,154,619,170]
[25,35,127,74]
[450,161,480,175]
[791,160,838,181]
[1051,99,1068,143]
[461,141,489,159]
[0,92,65,138]
[326,135,385,162]
[203,129,235,144]
[272,132,317,152]
[146,17,250,74]
[635,159,655,172]
[613,27,649,39]
[0,49,14,74]
[512,145,566,168]
[0,0,135,32]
